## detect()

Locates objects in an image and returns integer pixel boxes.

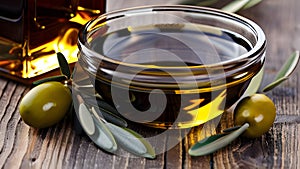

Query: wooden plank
[0,84,27,169]
[0,0,300,168]
[0,82,31,169]
[185,126,212,169]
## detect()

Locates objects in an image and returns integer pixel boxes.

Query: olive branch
[181,0,263,13]
[30,0,300,157]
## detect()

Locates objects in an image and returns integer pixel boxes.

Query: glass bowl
[76,5,266,129]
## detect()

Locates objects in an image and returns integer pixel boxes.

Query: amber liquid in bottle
[0,0,106,84]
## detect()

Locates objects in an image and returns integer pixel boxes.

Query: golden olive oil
[85,24,264,129]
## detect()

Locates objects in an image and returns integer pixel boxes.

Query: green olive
[234,94,276,138]
[19,81,72,128]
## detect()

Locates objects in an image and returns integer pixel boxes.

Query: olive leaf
[91,105,128,128]
[179,0,200,5]
[57,52,71,79]
[76,94,118,153]
[196,0,219,6]
[32,52,71,85]
[222,125,241,133]
[93,108,155,159]
[79,99,155,159]
[124,128,156,159]
[261,77,288,93]
[188,123,249,156]
[262,51,300,92]
[81,96,127,127]
[242,0,263,9]
[105,122,149,157]
[95,98,122,117]
[90,107,118,152]
[78,101,118,152]
[78,102,96,135]
[189,134,226,152]
[32,75,67,86]
[180,0,219,6]
[179,0,263,12]
[221,0,251,13]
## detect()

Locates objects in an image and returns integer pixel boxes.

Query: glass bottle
[0,0,106,84]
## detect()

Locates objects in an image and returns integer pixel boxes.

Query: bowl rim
[78,5,266,70]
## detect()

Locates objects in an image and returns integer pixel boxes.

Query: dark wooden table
[1,0,300,168]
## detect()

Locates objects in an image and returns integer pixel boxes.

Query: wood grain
[1,0,300,168]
